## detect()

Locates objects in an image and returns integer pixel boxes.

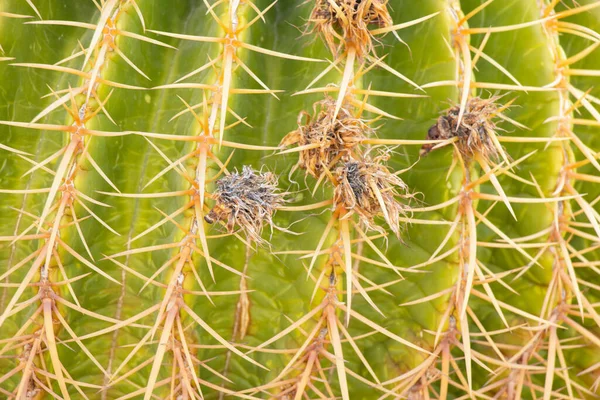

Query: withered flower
[205,166,284,243]
[309,0,393,57]
[421,97,504,163]
[281,97,370,179]
[334,154,411,237]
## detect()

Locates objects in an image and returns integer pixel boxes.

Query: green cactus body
[1,1,600,399]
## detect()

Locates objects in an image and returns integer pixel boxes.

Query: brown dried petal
[206,166,284,243]
[334,155,410,236]
[281,97,370,178]
[422,97,503,163]
[308,0,393,57]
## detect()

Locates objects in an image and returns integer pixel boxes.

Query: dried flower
[281,97,369,179]
[421,97,504,163]
[308,0,393,57]
[334,154,411,236]
[205,166,284,243]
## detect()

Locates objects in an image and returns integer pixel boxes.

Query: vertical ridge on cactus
[1,0,600,399]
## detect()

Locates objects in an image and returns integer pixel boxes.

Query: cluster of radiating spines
[390,1,600,398]
[0,1,174,398]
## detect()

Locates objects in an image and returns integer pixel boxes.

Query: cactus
[1,0,600,399]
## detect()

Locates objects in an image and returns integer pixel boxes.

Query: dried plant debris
[281,97,370,178]
[334,154,411,236]
[205,166,284,243]
[309,0,393,56]
[421,97,503,163]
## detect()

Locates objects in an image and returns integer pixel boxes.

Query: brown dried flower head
[205,166,284,243]
[309,0,393,57]
[333,154,411,237]
[421,97,503,163]
[281,97,370,179]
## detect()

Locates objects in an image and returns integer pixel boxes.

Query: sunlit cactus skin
[1,0,600,399]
